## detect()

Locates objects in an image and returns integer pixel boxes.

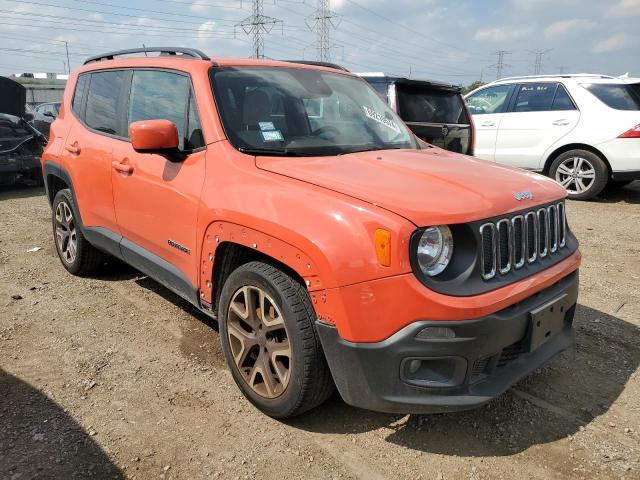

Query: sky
[0,0,637,85]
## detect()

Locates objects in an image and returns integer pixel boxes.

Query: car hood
[256,147,566,226]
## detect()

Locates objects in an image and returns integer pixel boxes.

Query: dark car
[360,74,474,155]
[0,76,44,186]
[0,113,45,186]
[32,102,61,139]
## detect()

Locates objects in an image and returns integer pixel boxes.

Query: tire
[52,189,105,275]
[218,261,334,418]
[549,150,608,200]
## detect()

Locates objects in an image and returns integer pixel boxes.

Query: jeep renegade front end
[42,48,580,418]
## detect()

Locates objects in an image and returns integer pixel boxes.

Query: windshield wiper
[238,147,317,157]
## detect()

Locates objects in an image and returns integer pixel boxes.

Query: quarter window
[582,83,640,111]
[465,85,511,115]
[127,70,190,149]
[186,90,205,150]
[551,84,576,111]
[85,71,126,135]
[72,75,88,116]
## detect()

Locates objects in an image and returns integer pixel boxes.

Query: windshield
[211,67,417,156]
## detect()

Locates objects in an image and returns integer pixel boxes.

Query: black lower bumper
[611,170,640,182]
[317,271,579,414]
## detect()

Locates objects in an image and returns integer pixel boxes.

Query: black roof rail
[84,47,210,65]
[282,60,350,72]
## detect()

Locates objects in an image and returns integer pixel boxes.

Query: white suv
[465,74,640,200]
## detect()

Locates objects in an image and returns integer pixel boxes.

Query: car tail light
[619,123,640,138]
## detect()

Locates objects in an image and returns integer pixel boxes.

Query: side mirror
[23,112,34,122]
[130,120,180,156]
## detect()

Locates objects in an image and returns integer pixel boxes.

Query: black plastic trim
[611,170,640,181]
[409,200,579,297]
[316,271,578,414]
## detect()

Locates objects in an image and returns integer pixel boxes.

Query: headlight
[416,226,454,276]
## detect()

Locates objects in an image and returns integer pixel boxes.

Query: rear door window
[466,85,511,115]
[397,86,469,124]
[85,70,127,135]
[582,83,640,110]
[512,83,556,112]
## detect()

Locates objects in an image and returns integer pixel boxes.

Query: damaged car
[0,76,45,186]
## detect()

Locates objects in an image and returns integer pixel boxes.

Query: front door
[110,69,207,296]
[465,84,513,161]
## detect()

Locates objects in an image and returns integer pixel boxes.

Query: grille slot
[558,202,566,247]
[512,215,525,269]
[480,223,496,280]
[525,212,537,263]
[537,208,548,258]
[548,205,558,253]
[496,219,511,274]
[479,202,566,282]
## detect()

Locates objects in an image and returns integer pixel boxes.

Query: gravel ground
[1,182,639,480]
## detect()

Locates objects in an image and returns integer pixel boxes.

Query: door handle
[552,120,570,126]
[112,160,134,174]
[481,121,495,127]
[65,143,81,154]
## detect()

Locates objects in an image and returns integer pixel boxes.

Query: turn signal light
[374,229,391,267]
[619,123,640,138]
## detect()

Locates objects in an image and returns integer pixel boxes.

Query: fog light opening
[416,326,456,340]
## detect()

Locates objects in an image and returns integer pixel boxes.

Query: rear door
[395,84,472,154]
[494,82,580,169]
[465,84,514,161]
[62,70,124,234]
[110,68,206,295]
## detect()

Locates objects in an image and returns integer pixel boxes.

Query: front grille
[480,202,566,280]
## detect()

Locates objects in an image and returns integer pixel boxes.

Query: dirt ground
[1,182,639,480]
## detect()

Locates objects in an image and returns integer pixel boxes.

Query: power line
[235,0,283,59]
[305,0,340,62]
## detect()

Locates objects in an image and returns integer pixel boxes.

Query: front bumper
[317,270,578,414]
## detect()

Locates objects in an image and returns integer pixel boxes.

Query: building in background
[9,73,67,109]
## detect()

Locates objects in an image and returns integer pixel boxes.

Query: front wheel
[218,261,334,418]
[549,150,608,200]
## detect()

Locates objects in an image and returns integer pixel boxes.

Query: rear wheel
[550,150,608,200]
[218,261,334,418]
[52,189,105,275]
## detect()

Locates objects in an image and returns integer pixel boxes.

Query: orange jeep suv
[42,48,581,418]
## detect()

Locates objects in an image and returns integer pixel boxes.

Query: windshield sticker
[259,122,276,131]
[261,130,284,142]
[362,106,401,134]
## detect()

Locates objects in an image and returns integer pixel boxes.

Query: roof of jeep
[76,55,358,77]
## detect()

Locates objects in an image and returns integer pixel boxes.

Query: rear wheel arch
[543,143,611,176]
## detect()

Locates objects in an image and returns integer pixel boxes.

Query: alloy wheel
[55,201,77,264]
[555,157,596,195]
[226,285,292,399]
